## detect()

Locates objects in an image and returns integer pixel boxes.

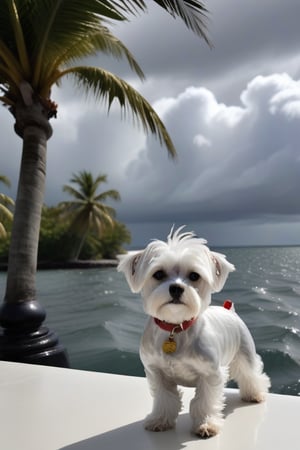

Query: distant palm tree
[0,176,14,238]
[61,172,120,260]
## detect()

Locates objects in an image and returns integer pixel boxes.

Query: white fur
[118,227,271,438]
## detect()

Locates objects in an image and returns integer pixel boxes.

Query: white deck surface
[0,361,299,450]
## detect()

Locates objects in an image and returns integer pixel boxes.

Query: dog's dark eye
[189,272,200,282]
[153,270,167,281]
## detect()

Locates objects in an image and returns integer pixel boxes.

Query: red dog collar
[154,317,196,333]
[154,300,233,334]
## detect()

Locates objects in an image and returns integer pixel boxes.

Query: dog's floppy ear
[210,251,235,293]
[117,251,145,293]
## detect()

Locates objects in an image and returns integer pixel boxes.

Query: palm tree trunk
[5,118,48,303]
[74,229,89,260]
[0,101,69,367]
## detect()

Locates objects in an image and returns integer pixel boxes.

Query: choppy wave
[260,349,300,395]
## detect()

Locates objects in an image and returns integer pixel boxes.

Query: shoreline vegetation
[0,258,119,271]
[0,250,138,271]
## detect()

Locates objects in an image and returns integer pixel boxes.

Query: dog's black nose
[169,283,184,299]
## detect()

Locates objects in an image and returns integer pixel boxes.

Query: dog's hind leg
[143,369,182,432]
[230,350,271,403]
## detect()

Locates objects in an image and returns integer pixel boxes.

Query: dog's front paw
[144,415,175,432]
[193,418,223,439]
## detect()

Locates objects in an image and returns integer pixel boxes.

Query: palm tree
[61,171,120,260]
[0,176,14,238]
[0,1,209,366]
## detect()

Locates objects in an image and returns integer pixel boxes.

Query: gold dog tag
[162,337,177,353]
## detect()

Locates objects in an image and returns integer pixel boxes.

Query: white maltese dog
[118,227,270,438]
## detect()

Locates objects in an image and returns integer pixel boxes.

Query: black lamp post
[0,300,69,367]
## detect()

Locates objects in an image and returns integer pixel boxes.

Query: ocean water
[0,246,300,396]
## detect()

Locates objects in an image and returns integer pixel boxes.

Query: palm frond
[0,203,14,221]
[69,171,100,198]
[0,222,7,238]
[7,0,31,77]
[0,40,23,86]
[0,63,16,85]
[90,205,116,232]
[0,190,14,239]
[0,175,11,187]
[0,193,15,206]
[25,0,126,87]
[58,202,85,219]
[93,173,108,185]
[68,208,91,235]
[105,1,145,15]
[31,0,62,88]
[62,185,86,201]
[0,95,14,106]
[92,211,114,233]
[62,66,177,157]
[93,27,144,77]
[70,170,102,185]
[94,190,121,202]
[152,1,211,45]
[94,204,116,220]
[44,26,144,92]
[107,0,211,45]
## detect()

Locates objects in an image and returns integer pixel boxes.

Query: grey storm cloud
[108,0,300,103]
[116,74,300,224]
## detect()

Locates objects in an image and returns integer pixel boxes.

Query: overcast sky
[1,0,300,247]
